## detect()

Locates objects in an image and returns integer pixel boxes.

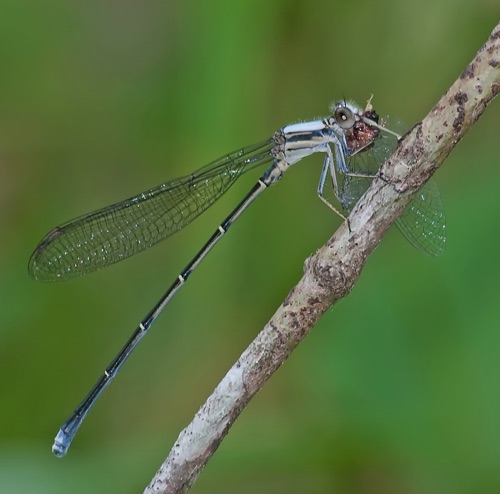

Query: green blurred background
[1,1,500,493]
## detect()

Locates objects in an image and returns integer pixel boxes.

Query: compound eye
[334,106,356,129]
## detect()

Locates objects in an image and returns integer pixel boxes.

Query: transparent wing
[29,140,275,281]
[339,118,446,256]
[395,179,446,256]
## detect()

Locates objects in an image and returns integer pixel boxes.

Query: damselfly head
[331,99,381,154]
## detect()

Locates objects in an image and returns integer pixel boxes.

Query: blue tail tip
[52,429,70,458]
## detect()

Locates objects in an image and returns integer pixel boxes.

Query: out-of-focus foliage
[1,1,499,493]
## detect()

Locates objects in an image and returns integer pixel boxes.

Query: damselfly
[29,98,446,456]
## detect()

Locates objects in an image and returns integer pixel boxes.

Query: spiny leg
[317,146,351,232]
